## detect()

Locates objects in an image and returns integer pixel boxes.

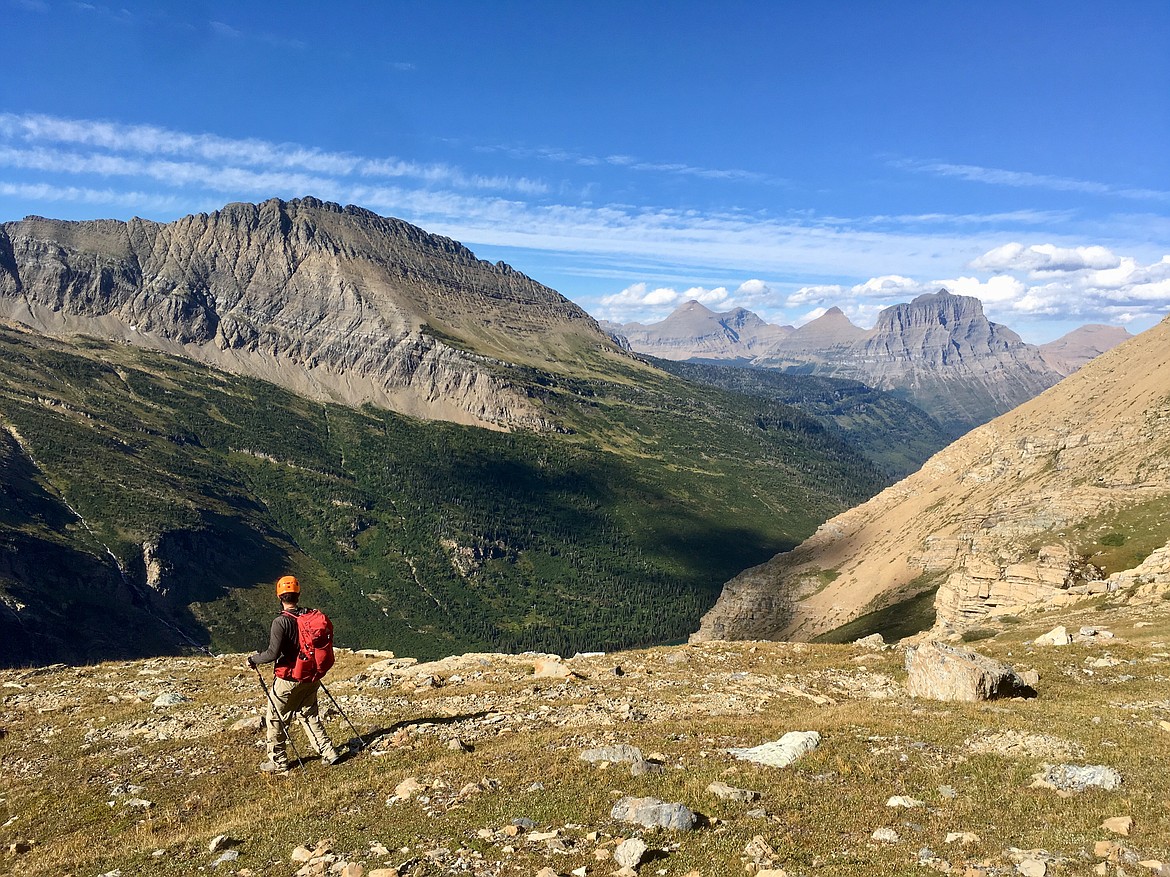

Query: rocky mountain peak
[0,198,627,430]
[613,301,791,362]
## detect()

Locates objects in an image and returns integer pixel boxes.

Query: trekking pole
[319,681,368,749]
[253,665,304,768]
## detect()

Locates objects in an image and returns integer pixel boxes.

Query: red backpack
[276,608,335,682]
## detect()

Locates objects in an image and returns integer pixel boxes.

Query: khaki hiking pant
[265,676,337,768]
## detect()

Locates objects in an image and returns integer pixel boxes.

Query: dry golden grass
[2,594,1169,876]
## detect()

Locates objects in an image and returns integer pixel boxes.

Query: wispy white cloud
[479,142,782,185]
[0,180,184,213]
[897,158,1170,203]
[0,114,547,195]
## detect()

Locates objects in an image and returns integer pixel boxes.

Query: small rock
[887,795,924,808]
[1158,721,1170,733]
[610,796,697,830]
[855,633,886,650]
[208,835,237,853]
[512,817,538,830]
[368,869,399,877]
[152,692,189,708]
[614,837,648,869]
[629,759,664,776]
[339,864,363,877]
[938,785,958,799]
[1029,764,1122,792]
[580,744,645,764]
[756,871,788,877]
[707,781,760,803]
[1033,626,1072,647]
[231,715,264,732]
[945,832,981,846]
[872,828,900,843]
[291,845,314,863]
[211,850,239,868]
[1102,816,1133,836]
[124,798,154,809]
[533,658,576,679]
[394,778,425,799]
[1017,860,1046,877]
[446,737,471,752]
[534,868,559,877]
[1093,840,1120,859]
[727,730,820,768]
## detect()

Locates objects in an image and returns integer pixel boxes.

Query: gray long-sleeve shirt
[250,610,303,670]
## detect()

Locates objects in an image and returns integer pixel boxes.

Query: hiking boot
[259,759,289,774]
[321,750,341,766]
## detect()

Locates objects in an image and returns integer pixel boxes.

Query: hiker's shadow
[337,711,491,753]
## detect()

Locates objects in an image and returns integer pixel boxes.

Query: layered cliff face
[693,314,1170,644]
[615,300,792,361]
[752,291,1065,436]
[0,198,626,430]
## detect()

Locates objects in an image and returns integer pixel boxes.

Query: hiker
[246,574,340,773]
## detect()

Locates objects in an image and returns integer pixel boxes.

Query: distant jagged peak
[788,306,864,339]
[909,287,959,305]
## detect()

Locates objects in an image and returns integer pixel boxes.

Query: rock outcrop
[693,313,1170,643]
[0,198,627,430]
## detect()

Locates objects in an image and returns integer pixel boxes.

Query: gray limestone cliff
[0,198,625,430]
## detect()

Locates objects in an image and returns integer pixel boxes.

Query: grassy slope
[648,358,952,479]
[1,592,1167,876]
[0,326,888,664]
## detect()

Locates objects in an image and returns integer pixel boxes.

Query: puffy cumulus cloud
[970,242,1121,275]
[598,279,776,323]
[600,282,681,314]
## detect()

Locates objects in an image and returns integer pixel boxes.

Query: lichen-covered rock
[727,731,820,768]
[610,796,697,831]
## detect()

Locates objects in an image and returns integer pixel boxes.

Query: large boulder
[610,796,697,831]
[905,642,1035,702]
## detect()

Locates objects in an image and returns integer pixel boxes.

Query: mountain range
[1,197,626,431]
[612,296,1131,436]
[693,313,1170,645]
[0,199,930,666]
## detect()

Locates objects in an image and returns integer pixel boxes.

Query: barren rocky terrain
[2,591,1168,877]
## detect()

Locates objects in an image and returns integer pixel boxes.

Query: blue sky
[2,1,1168,342]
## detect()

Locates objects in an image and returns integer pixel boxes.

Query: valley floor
[2,595,1169,877]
